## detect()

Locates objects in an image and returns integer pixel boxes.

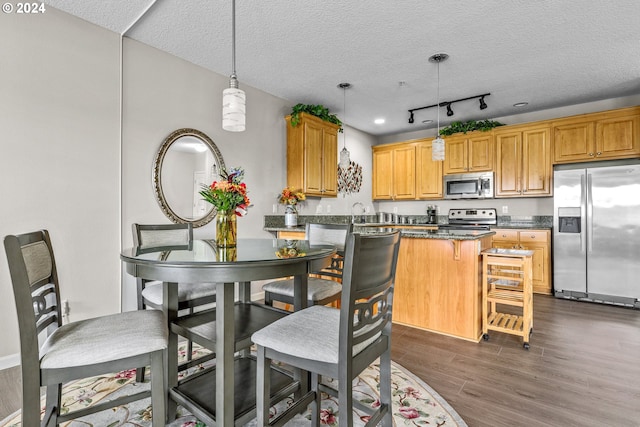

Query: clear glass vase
[215,210,237,248]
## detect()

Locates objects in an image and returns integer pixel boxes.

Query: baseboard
[0,353,20,370]
[252,290,265,301]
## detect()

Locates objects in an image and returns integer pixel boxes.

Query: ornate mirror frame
[153,128,225,228]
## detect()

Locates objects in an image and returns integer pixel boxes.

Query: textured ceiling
[44,0,640,136]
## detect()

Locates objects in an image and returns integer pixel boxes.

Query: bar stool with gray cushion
[133,223,217,382]
[4,229,167,427]
[252,231,401,426]
[262,223,353,308]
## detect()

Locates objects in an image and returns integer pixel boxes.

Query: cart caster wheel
[523,342,530,350]
[482,334,490,341]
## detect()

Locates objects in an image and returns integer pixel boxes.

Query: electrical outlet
[316,205,323,214]
[502,206,509,214]
[272,204,277,214]
[365,206,370,213]
[393,207,398,213]
[326,205,331,213]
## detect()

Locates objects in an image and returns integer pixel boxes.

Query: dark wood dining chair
[132,222,217,382]
[252,230,401,426]
[262,222,353,308]
[4,229,167,426]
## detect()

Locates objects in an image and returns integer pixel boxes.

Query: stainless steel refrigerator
[553,159,640,308]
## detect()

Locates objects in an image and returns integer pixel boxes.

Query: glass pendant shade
[222,78,246,132]
[339,147,351,169]
[432,136,445,161]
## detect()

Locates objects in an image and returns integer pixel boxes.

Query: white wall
[0,9,121,362]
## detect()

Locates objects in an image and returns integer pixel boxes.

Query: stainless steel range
[439,208,497,230]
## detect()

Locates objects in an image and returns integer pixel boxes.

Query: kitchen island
[361,227,494,341]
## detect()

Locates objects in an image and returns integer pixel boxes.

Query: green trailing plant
[438,119,505,136]
[290,103,343,132]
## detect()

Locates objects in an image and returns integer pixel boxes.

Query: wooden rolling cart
[481,248,534,349]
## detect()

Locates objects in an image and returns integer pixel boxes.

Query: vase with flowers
[278,187,306,227]
[199,167,251,247]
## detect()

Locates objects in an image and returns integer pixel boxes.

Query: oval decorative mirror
[153,128,225,227]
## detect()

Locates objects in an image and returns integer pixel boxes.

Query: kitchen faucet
[351,202,365,224]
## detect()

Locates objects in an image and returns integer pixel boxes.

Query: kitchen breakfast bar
[368,227,495,341]
[269,221,495,342]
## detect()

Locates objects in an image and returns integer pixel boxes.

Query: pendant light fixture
[338,82,351,169]
[430,53,448,161]
[222,0,246,132]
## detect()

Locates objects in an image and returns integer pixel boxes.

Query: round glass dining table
[120,238,336,426]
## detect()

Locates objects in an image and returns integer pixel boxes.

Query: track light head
[408,111,414,124]
[479,96,487,110]
[446,103,454,117]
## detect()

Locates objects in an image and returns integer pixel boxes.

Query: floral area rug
[1,344,467,427]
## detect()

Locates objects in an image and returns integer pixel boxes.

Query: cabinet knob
[596,151,602,156]
[589,152,595,157]
[530,235,536,239]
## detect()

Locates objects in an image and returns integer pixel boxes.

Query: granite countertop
[263,215,552,237]
[355,226,496,240]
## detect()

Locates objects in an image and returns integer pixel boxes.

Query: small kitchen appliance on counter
[438,208,497,230]
[426,205,438,224]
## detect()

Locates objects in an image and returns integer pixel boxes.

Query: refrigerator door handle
[580,173,587,254]
[586,173,593,253]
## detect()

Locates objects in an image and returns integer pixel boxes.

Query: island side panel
[393,235,493,341]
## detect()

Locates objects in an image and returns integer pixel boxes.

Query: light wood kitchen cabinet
[416,139,443,198]
[286,112,339,197]
[494,125,552,197]
[393,235,494,341]
[552,107,640,164]
[491,228,551,295]
[443,132,494,174]
[372,143,416,200]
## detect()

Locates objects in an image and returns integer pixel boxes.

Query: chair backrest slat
[4,230,62,370]
[133,223,193,248]
[338,231,401,356]
[305,223,353,280]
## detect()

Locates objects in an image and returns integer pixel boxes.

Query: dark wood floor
[392,295,640,427]
[2,295,639,426]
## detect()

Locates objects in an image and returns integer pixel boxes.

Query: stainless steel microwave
[443,172,494,199]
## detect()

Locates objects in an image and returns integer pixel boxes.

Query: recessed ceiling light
[513,102,529,107]
[422,119,433,124]
[374,118,385,125]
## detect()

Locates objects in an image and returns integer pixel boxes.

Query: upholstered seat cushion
[251,305,379,364]
[40,310,167,369]
[262,277,341,302]
[141,281,217,305]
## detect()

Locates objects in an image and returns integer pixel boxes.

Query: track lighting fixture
[445,103,454,117]
[479,96,487,110]
[408,92,491,123]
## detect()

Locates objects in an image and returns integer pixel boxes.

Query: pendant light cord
[231,0,237,80]
[436,60,440,136]
[342,86,347,150]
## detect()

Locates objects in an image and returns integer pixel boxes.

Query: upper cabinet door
[416,140,443,199]
[392,144,416,199]
[468,134,494,172]
[595,113,640,160]
[443,135,467,174]
[321,126,338,196]
[521,127,551,195]
[372,147,394,200]
[495,131,522,197]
